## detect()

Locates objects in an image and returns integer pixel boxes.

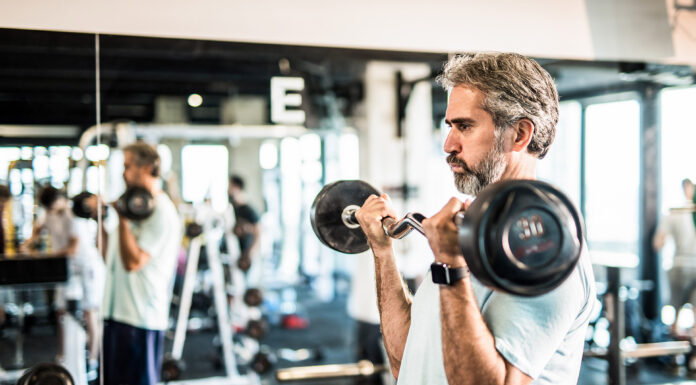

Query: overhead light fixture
[188,93,203,108]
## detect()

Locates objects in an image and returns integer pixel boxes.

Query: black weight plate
[244,288,263,307]
[127,186,155,220]
[18,362,74,385]
[459,180,583,296]
[310,180,380,254]
[71,192,94,219]
[161,357,185,381]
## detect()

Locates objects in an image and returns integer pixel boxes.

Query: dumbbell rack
[167,230,260,385]
[0,255,70,383]
[586,261,691,385]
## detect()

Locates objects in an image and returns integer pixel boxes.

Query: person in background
[100,142,181,385]
[71,210,106,378]
[25,186,78,364]
[227,175,261,276]
[654,178,696,350]
[0,184,11,334]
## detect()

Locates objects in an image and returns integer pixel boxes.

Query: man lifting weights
[355,53,597,385]
[100,142,182,385]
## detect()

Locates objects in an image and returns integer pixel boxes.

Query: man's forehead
[445,86,486,118]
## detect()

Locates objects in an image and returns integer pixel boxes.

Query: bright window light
[86,166,101,194]
[157,144,172,176]
[68,168,84,197]
[259,141,279,170]
[299,134,321,161]
[71,147,84,161]
[678,305,695,329]
[661,86,696,211]
[0,147,20,181]
[85,144,110,162]
[662,305,676,325]
[20,147,33,160]
[280,137,301,224]
[537,101,582,207]
[33,154,50,180]
[584,100,640,254]
[181,145,229,211]
[338,133,359,180]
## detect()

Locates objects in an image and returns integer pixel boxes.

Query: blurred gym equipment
[16,362,74,385]
[276,359,386,381]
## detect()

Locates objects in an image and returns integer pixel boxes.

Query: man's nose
[443,129,461,154]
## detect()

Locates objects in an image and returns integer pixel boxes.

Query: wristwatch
[431,262,469,285]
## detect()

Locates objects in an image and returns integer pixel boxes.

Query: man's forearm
[372,246,412,379]
[118,219,149,271]
[440,279,507,385]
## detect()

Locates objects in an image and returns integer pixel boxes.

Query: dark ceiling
[0,28,694,144]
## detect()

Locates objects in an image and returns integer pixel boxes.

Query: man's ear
[511,119,534,152]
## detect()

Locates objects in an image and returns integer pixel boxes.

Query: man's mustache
[446,153,473,174]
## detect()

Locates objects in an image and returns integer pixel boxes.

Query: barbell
[310,179,584,296]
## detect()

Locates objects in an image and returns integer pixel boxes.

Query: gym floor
[1,284,695,385]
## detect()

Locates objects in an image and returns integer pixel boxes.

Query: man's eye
[455,123,470,131]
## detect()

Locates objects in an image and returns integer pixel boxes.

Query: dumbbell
[185,222,203,238]
[72,186,155,221]
[72,192,107,220]
[161,356,185,381]
[17,362,74,385]
[251,349,277,375]
[244,288,264,307]
[114,186,155,221]
[237,255,252,272]
[246,319,269,340]
[310,179,584,296]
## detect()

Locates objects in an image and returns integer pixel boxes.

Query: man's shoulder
[155,193,178,217]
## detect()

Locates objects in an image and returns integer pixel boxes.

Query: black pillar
[639,82,662,322]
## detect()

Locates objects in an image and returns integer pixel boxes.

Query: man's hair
[436,52,559,159]
[0,184,10,201]
[123,142,160,177]
[38,185,63,209]
[682,178,694,190]
[229,175,245,190]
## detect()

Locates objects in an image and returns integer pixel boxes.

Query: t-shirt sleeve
[481,275,582,379]
[135,202,180,266]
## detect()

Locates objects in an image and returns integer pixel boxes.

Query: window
[537,101,582,207]
[181,145,229,211]
[584,100,640,257]
[660,86,696,211]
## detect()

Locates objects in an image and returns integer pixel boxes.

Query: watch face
[431,264,448,284]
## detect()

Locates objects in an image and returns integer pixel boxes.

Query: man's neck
[132,178,160,196]
[501,154,537,180]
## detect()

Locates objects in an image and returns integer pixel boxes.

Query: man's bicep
[484,290,577,379]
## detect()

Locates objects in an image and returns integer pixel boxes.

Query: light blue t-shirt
[103,192,181,331]
[397,248,597,385]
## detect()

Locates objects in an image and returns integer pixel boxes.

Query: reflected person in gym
[355,53,597,385]
[100,142,182,385]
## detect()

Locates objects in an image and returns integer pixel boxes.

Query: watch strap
[431,262,469,285]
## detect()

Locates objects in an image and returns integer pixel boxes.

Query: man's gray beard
[452,142,507,196]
